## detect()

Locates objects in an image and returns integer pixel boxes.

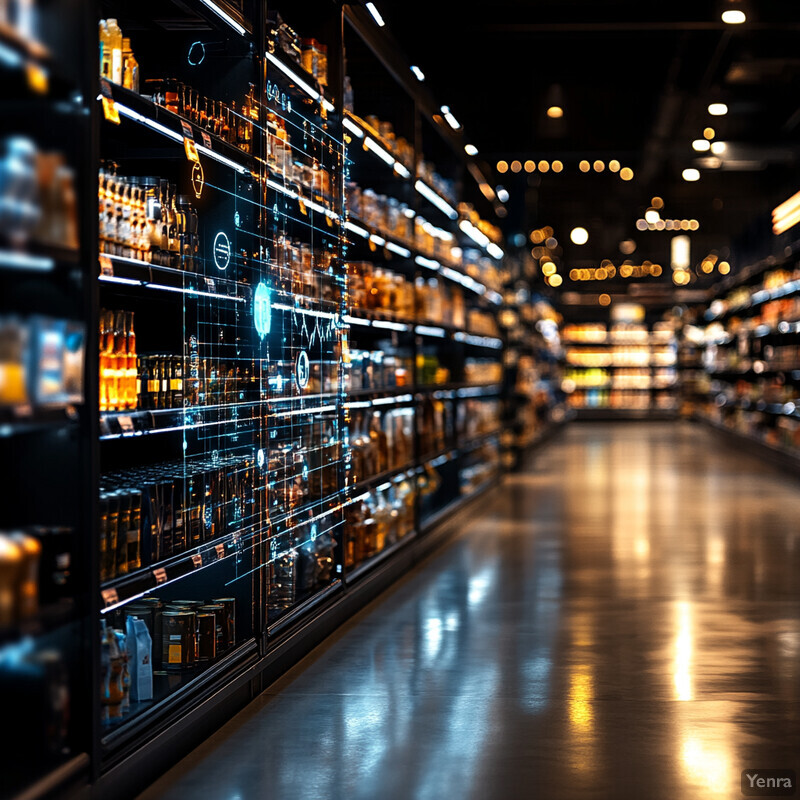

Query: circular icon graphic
[213,231,231,271]
[257,448,265,468]
[191,161,204,199]
[295,350,310,390]
[253,282,271,339]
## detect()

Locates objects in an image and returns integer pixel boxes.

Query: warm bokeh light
[710,141,726,155]
[549,273,563,287]
[620,167,634,181]
[718,261,730,274]
[704,127,715,140]
[708,103,728,116]
[579,160,590,173]
[645,208,660,224]
[619,239,636,254]
[547,105,564,119]
[524,160,535,172]
[511,160,522,173]
[552,160,564,172]
[651,196,664,209]
[569,269,579,280]
[689,219,699,230]
[722,9,746,23]
[636,219,647,231]
[701,260,714,273]
[570,227,589,245]
[593,160,605,172]
[538,160,550,173]
[609,160,620,172]
[542,261,557,276]
[682,168,700,182]
[651,264,663,276]
[530,229,544,243]
[692,139,711,151]
[497,160,508,173]
[598,293,611,306]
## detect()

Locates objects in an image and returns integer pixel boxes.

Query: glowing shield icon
[253,282,271,339]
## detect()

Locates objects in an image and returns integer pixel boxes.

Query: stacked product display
[562,322,678,417]
[684,250,800,461]
[2,1,512,796]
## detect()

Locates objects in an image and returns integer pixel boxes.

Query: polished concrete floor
[139,422,800,800]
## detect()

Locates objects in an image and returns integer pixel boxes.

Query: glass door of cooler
[262,2,347,630]
[95,0,265,755]
[0,0,93,794]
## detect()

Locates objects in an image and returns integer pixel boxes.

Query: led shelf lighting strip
[266,52,335,113]
[113,102,250,175]
[414,180,458,220]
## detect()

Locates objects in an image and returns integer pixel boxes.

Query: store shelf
[704,280,800,322]
[346,464,416,497]
[0,244,80,273]
[266,49,335,113]
[697,414,800,471]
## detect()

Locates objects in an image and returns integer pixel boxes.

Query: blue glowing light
[253,282,271,339]
[295,350,310,389]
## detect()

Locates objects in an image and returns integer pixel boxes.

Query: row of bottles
[99,308,136,412]
[145,80,256,155]
[100,454,259,579]
[347,348,413,392]
[343,480,414,569]
[99,19,139,91]
[273,234,339,302]
[99,168,199,268]
[348,408,413,485]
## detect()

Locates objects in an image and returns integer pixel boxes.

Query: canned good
[161,611,196,671]
[198,604,227,652]
[196,613,217,661]
[211,597,236,648]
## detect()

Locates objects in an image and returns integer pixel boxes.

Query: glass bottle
[124,311,136,410]
[106,19,123,84]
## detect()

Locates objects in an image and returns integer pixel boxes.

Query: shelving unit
[2,1,516,796]
[684,242,800,465]
[562,323,679,418]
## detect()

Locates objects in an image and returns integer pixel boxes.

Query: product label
[201,131,212,149]
[168,644,182,664]
[170,379,182,391]
[99,256,114,277]
[215,543,225,560]
[191,553,203,568]
[118,415,134,433]
[153,567,167,584]
[101,588,119,607]
[148,379,159,392]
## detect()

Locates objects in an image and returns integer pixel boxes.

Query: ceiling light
[497,160,508,173]
[692,139,711,152]
[721,9,746,24]
[570,227,589,245]
[464,143,478,156]
[496,187,509,203]
[609,160,620,172]
[410,65,425,81]
[682,168,700,182]
[772,189,800,234]
[644,208,660,224]
[620,167,634,181]
[365,3,385,26]
[579,160,590,173]
[593,160,605,172]
[710,141,726,155]
[538,160,550,173]
[524,160,535,173]
[704,127,716,139]
[440,106,461,130]
[546,106,563,119]
[671,235,691,269]
[708,103,728,116]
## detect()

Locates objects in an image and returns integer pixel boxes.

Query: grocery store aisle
[139,422,800,800]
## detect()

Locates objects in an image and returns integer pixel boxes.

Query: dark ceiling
[373,0,800,293]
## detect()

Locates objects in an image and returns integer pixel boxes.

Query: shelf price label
[101,587,119,608]
[200,131,212,150]
[153,567,167,584]
[99,79,120,125]
[180,120,200,163]
[215,543,225,560]
[99,254,114,276]
[191,553,203,569]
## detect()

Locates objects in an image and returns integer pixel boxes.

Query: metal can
[196,613,217,661]
[161,610,196,671]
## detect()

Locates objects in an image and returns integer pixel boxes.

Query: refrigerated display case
[2,1,510,796]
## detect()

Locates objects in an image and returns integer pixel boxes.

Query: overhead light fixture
[682,168,700,182]
[464,143,478,156]
[692,139,711,152]
[710,141,727,155]
[546,106,563,119]
[410,65,425,81]
[365,2,385,26]
[570,227,589,245]
[671,235,691,270]
[721,9,746,23]
[708,103,728,116]
[772,189,800,234]
[440,105,461,130]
